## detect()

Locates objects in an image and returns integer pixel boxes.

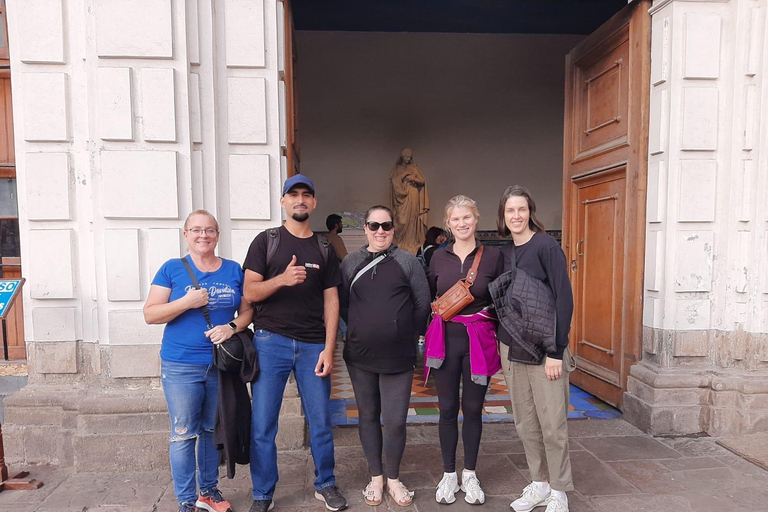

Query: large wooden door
[0,0,24,359]
[563,0,650,407]
[282,0,300,176]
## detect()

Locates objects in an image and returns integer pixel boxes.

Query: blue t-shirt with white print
[152,256,244,365]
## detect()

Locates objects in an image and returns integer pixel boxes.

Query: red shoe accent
[195,493,232,512]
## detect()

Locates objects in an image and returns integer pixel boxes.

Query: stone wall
[624,0,768,437]
[4,0,303,468]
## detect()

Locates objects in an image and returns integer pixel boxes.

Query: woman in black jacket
[495,185,575,512]
[339,205,430,507]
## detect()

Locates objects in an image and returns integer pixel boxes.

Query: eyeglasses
[187,228,219,236]
[365,221,394,232]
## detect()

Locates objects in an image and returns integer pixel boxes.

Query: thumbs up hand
[280,255,307,287]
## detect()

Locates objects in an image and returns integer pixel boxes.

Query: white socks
[551,489,568,504]
[532,483,567,504]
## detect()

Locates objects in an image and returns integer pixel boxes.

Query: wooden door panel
[0,5,22,360]
[573,30,630,161]
[2,258,24,360]
[283,0,299,176]
[0,78,13,164]
[573,172,625,387]
[563,0,650,408]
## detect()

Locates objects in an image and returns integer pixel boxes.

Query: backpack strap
[265,228,280,269]
[316,233,333,267]
[265,227,334,270]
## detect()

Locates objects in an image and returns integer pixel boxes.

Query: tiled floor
[330,342,621,426]
[8,420,768,512]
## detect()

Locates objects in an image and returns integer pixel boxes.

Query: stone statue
[390,148,430,254]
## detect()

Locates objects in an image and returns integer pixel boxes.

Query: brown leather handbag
[431,245,484,321]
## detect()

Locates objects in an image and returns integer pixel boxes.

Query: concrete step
[0,375,27,423]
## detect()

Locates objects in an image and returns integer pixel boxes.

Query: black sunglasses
[366,221,395,232]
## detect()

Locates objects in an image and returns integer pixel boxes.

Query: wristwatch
[227,321,237,331]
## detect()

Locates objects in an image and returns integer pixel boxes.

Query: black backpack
[265,227,334,272]
[416,244,434,274]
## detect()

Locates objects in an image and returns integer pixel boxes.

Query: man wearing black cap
[243,174,347,512]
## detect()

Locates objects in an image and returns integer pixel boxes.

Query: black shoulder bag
[181,257,254,373]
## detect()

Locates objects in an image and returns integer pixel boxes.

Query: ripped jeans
[161,359,220,506]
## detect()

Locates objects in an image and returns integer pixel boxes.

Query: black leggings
[347,365,413,479]
[432,332,489,472]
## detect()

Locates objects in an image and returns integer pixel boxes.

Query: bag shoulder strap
[350,254,386,289]
[503,243,517,269]
[465,244,484,286]
[180,257,213,329]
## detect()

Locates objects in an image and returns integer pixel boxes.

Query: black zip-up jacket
[494,232,573,364]
[340,245,430,374]
[213,334,259,478]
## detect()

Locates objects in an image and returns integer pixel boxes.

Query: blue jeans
[160,359,220,506]
[250,329,335,500]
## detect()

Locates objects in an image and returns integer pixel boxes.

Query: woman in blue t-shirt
[144,210,253,512]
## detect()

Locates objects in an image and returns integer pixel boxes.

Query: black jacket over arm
[496,232,574,362]
[214,333,259,478]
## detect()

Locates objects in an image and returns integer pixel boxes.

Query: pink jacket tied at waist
[424,310,501,386]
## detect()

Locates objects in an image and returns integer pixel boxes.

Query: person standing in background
[325,213,349,340]
[325,214,348,261]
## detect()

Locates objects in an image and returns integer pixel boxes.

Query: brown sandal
[363,480,383,506]
[387,481,414,507]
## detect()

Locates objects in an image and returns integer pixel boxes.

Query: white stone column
[4,0,288,467]
[7,0,284,381]
[625,0,768,436]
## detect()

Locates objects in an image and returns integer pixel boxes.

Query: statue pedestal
[339,228,367,254]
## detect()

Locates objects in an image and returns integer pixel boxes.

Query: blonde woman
[425,196,503,505]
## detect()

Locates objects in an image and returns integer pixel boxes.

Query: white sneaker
[511,483,551,512]
[460,471,485,505]
[435,472,460,504]
[544,492,568,512]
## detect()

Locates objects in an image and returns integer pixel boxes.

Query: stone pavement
[0,419,766,512]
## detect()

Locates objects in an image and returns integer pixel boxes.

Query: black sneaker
[178,503,195,512]
[248,499,274,512]
[314,485,348,511]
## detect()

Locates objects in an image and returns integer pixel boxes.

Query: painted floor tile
[331,342,621,426]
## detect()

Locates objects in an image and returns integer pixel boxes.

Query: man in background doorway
[326,213,349,341]
[325,214,348,261]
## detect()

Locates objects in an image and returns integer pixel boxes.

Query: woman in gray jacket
[339,205,430,507]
